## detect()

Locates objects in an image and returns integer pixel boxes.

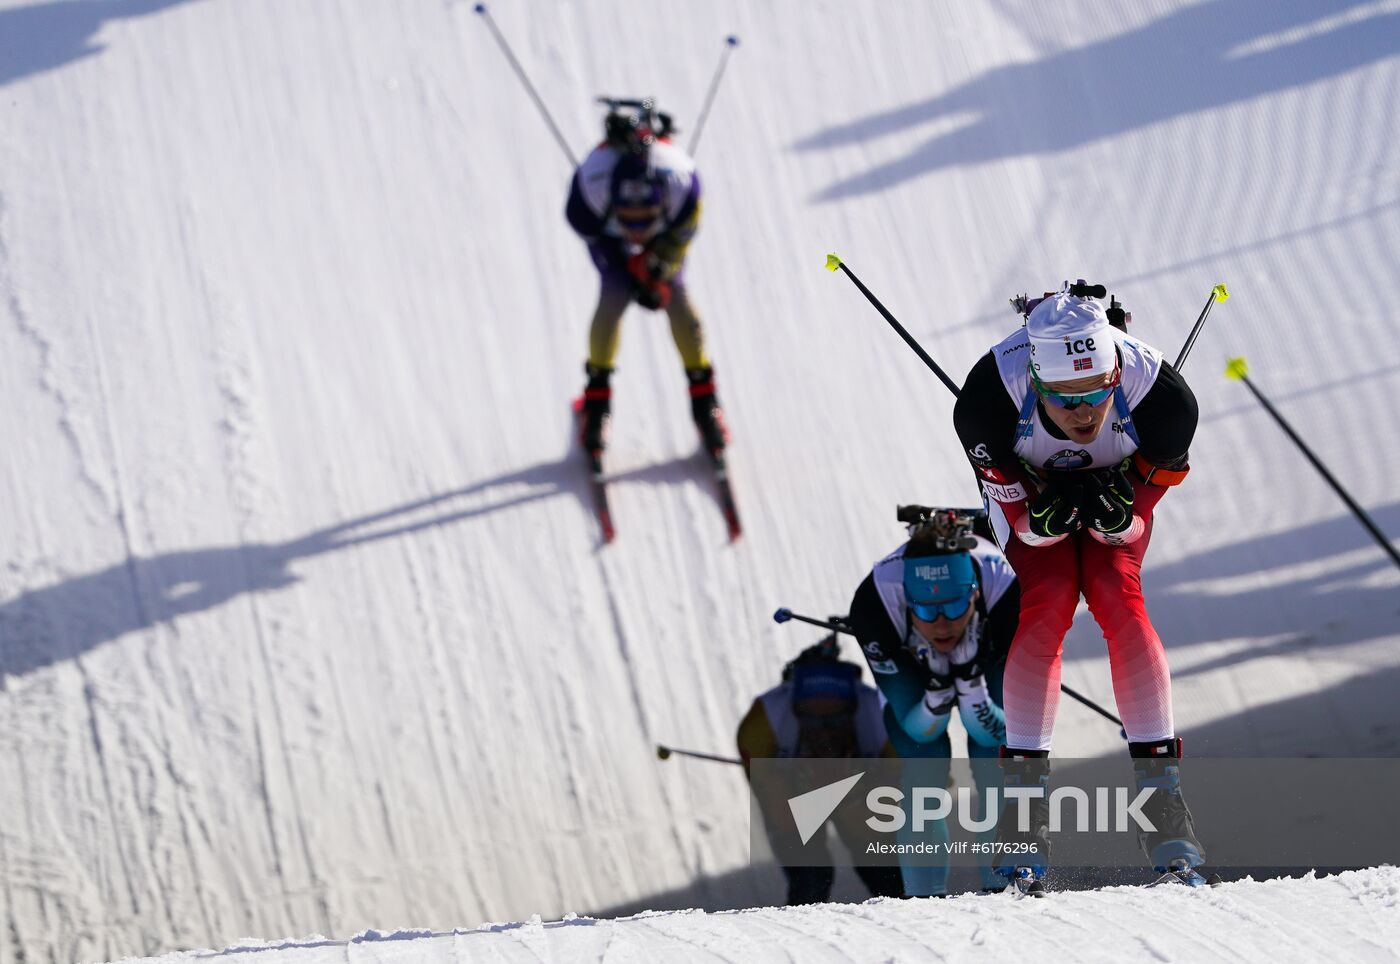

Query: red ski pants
[1001,514,1174,750]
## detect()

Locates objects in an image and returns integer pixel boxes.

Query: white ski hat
[1026,292,1117,384]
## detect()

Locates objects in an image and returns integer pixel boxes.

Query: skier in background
[567,99,728,457]
[737,637,904,905]
[953,282,1205,883]
[845,508,1020,896]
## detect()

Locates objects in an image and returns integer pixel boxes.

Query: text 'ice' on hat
[1027,290,1118,384]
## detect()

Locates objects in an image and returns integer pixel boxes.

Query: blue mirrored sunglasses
[910,593,974,622]
[1031,369,1120,410]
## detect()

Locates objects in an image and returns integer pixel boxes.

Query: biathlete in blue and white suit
[846,516,1020,895]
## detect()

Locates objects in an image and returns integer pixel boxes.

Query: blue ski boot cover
[1130,737,1206,872]
[992,748,1051,881]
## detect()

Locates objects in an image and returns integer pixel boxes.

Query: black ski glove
[633,282,672,310]
[949,657,985,680]
[923,676,957,715]
[1082,467,1135,536]
[1026,475,1084,540]
[917,659,954,692]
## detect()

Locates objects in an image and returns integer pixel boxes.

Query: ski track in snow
[1,0,1399,960]
[0,192,119,518]
[116,868,1400,963]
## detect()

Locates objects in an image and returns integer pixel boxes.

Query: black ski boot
[579,364,613,453]
[686,365,729,453]
[1129,738,1206,874]
[993,748,1051,894]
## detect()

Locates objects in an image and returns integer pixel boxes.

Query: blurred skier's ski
[706,448,741,541]
[573,398,616,544]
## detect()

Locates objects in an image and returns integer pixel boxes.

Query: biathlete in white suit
[952,282,1206,881]
[846,509,1021,896]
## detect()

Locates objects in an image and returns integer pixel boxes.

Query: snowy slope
[1,0,1399,960]
[126,868,1400,963]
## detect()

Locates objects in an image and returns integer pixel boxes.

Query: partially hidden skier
[566,99,727,456]
[952,282,1206,885]
[845,508,1021,896]
[737,637,904,904]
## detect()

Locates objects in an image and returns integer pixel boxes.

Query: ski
[1004,866,1223,898]
[1146,859,1222,889]
[586,447,616,544]
[705,447,742,541]
[1008,867,1047,898]
[573,398,616,544]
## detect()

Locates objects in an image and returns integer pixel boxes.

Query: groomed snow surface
[3,0,1400,961]
[131,869,1400,963]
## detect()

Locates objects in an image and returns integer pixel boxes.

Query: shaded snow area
[126,869,1400,963]
[3,0,1400,961]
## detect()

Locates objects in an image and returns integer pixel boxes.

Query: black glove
[1026,475,1084,539]
[1082,467,1135,535]
[924,666,954,689]
[923,676,957,715]
[633,281,672,310]
[913,648,955,692]
[949,658,984,680]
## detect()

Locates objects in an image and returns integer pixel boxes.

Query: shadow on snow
[795,0,1400,201]
[0,448,713,680]
[0,0,206,89]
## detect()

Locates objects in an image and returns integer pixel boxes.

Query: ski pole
[830,253,1225,393]
[1058,684,1125,730]
[1142,282,1230,487]
[1173,284,1229,372]
[826,253,962,397]
[473,3,578,167]
[772,608,848,633]
[775,608,1127,734]
[656,744,742,766]
[1226,358,1400,572]
[817,251,1226,500]
[688,35,740,156]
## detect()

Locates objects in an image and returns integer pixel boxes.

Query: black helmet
[781,628,844,683]
[599,96,675,155]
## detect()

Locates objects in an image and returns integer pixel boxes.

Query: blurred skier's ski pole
[656,744,742,766]
[774,606,1127,734]
[688,36,740,156]
[473,3,578,166]
[1226,357,1400,572]
[772,608,848,634]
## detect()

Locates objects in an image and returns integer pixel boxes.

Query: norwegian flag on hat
[1073,357,1094,371]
